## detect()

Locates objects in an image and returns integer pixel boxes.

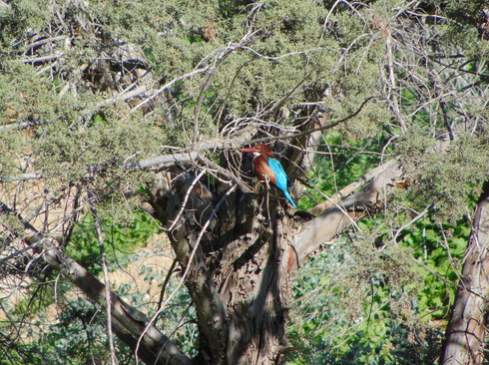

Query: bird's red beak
[240,146,258,153]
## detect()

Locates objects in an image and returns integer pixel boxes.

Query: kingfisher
[241,144,297,208]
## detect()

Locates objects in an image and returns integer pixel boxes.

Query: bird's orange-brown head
[240,144,273,157]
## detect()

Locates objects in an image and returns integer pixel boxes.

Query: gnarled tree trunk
[147,172,296,364]
[145,154,403,364]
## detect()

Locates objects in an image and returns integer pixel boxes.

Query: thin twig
[392,205,431,243]
[156,259,177,311]
[167,169,206,231]
[87,190,118,365]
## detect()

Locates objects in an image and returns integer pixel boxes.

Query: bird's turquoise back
[268,158,297,208]
[268,158,289,191]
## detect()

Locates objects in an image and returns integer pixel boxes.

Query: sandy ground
[106,233,175,305]
[1,232,175,342]
[42,232,174,316]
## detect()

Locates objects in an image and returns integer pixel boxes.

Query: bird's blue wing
[268,158,289,191]
[268,158,297,208]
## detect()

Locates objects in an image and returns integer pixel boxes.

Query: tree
[1,1,489,364]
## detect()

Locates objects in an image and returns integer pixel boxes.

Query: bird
[241,144,297,208]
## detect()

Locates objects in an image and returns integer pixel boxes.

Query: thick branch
[1,127,257,182]
[43,244,192,365]
[292,158,403,265]
[147,175,228,364]
[293,132,455,266]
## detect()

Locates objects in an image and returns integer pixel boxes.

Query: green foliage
[10,280,70,319]
[0,62,74,125]
[299,130,390,209]
[66,210,159,274]
[34,116,163,184]
[5,280,197,365]
[12,300,109,365]
[1,0,391,181]
[83,0,390,140]
[401,218,469,320]
[4,298,141,365]
[434,0,489,59]
[288,233,415,365]
[0,0,52,45]
[399,131,489,222]
[289,123,471,364]
[288,210,469,365]
[7,260,196,365]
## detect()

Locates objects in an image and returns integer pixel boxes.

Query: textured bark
[148,174,288,364]
[440,184,489,365]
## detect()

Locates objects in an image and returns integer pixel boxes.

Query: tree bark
[293,158,402,265]
[440,183,489,365]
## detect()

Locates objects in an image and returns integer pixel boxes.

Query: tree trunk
[440,183,489,365]
[148,174,293,364]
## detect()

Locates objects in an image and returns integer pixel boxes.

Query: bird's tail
[282,189,297,209]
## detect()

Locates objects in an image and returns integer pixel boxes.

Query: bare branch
[88,190,118,365]
[293,158,403,265]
